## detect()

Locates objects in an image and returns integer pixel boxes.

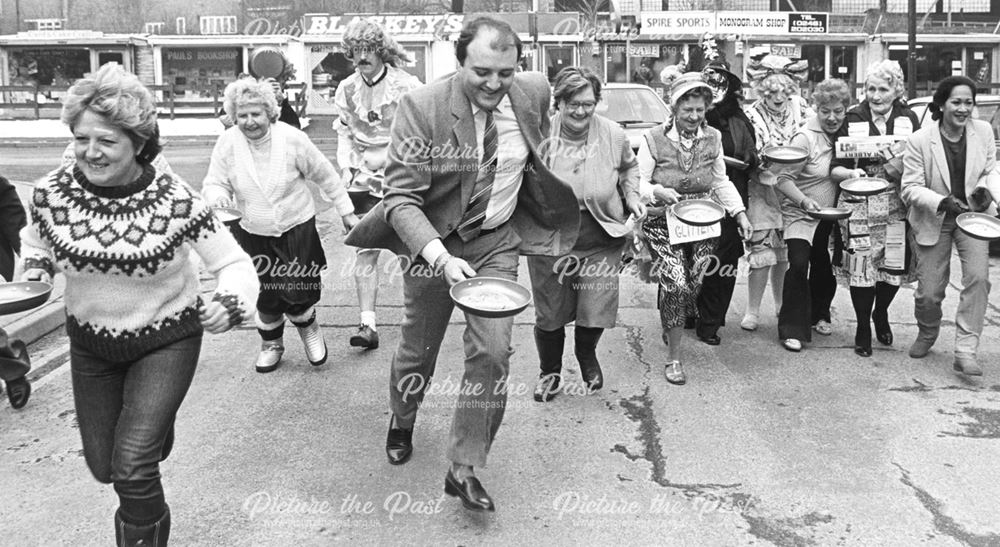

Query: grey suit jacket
[344,71,581,258]
[901,118,1000,246]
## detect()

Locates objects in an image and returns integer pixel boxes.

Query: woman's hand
[199,301,232,334]
[22,269,52,284]
[341,213,361,234]
[653,186,681,205]
[735,212,753,240]
[213,196,234,208]
[626,194,647,220]
[800,198,821,213]
[937,195,969,215]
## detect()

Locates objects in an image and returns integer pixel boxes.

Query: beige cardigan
[548,112,640,238]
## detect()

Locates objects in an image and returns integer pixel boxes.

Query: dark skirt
[230,217,327,316]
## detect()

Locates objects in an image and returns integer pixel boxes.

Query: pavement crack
[614,386,741,496]
[894,462,1000,546]
[887,380,1000,393]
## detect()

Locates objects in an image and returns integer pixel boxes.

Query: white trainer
[297,321,327,366]
[255,340,284,373]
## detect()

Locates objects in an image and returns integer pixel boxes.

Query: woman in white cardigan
[900,75,1000,376]
[203,78,360,373]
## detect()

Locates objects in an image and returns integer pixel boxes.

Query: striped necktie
[456,109,498,241]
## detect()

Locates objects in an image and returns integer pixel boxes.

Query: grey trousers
[911,214,990,358]
[389,224,520,467]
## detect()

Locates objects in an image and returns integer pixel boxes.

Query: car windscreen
[598,88,668,125]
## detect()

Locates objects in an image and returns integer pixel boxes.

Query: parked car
[908,94,1000,256]
[907,94,1000,148]
[596,83,670,151]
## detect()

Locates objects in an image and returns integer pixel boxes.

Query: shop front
[0,30,135,111]
[300,12,582,114]
[881,34,1000,97]
[146,35,302,104]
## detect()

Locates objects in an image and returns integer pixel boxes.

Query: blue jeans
[70,334,202,524]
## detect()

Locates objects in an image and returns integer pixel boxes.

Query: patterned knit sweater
[20,162,259,362]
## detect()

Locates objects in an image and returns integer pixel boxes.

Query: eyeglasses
[566,101,597,112]
[346,46,380,58]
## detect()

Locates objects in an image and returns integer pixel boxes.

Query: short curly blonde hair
[61,63,160,161]
[222,77,279,122]
[754,72,799,100]
[342,18,412,68]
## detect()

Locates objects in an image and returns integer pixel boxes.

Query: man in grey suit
[345,17,580,511]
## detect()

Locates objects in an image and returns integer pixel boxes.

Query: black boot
[533,327,564,402]
[115,506,170,547]
[575,326,604,392]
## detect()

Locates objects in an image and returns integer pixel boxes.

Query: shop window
[176,17,187,35]
[605,42,693,92]
[144,22,164,34]
[544,45,575,83]
[26,19,64,31]
[9,48,88,89]
[889,44,962,95]
[968,47,992,85]
[199,15,237,35]
[163,47,242,99]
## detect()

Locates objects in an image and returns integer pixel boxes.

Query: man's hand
[341,213,361,233]
[937,195,969,215]
[735,212,753,240]
[438,255,477,286]
[199,301,232,334]
[22,268,51,285]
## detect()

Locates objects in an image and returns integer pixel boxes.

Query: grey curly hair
[222,77,280,123]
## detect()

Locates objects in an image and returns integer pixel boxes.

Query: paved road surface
[2,137,999,545]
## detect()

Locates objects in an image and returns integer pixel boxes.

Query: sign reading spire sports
[641,11,828,36]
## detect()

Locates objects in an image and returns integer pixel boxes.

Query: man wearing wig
[335,18,423,350]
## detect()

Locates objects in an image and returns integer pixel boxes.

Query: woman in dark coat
[693,61,759,345]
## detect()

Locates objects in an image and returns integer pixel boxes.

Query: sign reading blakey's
[303,13,465,36]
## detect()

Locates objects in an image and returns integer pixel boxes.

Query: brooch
[367,110,381,123]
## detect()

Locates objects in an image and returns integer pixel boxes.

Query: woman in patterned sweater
[19,63,258,546]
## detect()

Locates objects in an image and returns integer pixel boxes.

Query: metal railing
[0,82,308,120]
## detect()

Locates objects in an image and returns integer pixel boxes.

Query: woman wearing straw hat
[637,71,752,385]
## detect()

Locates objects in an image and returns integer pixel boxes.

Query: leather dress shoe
[533,373,561,402]
[697,333,721,346]
[5,377,31,409]
[954,356,984,377]
[297,321,327,366]
[255,340,284,373]
[444,470,495,512]
[385,418,413,465]
[854,345,872,358]
[350,324,379,349]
